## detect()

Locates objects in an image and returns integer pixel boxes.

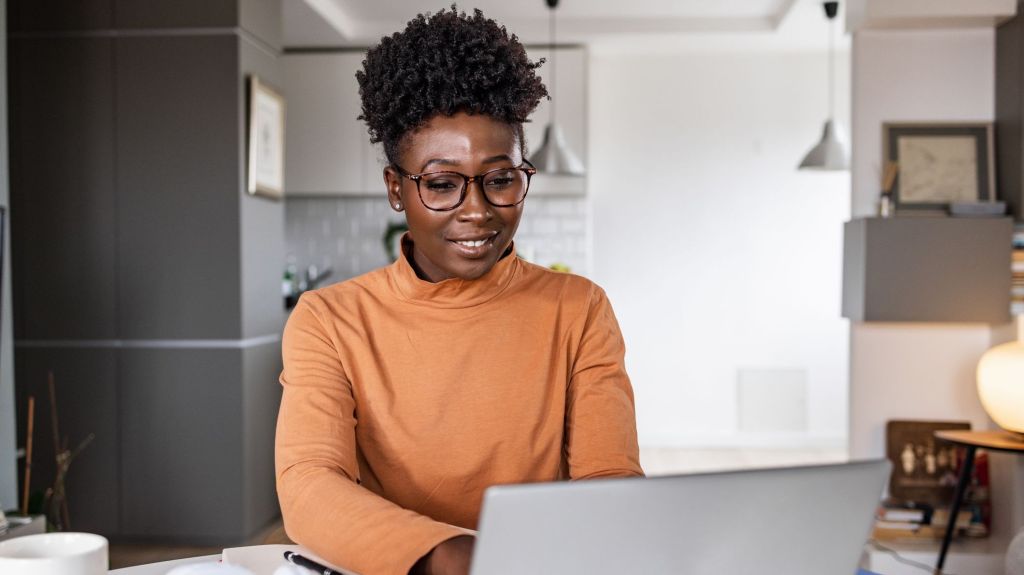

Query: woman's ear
[383,166,403,212]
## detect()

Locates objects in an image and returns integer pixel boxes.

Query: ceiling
[282,0,851,50]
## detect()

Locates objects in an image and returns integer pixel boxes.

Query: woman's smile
[448,230,500,258]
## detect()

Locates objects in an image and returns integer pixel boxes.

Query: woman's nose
[456,178,493,222]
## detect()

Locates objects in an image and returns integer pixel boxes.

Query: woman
[275,8,643,575]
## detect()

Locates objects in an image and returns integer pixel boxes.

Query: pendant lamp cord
[828,13,835,121]
[548,3,557,124]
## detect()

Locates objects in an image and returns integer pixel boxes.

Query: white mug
[0,532,108,575]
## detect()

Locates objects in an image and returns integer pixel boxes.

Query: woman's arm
[409,535,475,575]
[564,285,645,480]
[276,293,465,575]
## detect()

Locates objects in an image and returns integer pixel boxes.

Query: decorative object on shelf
[1014,227,1024,316]
[529,0,585,176]
[879,161,897,217]
[247,75,286,199]
[383,221,409,262]
[42,371,94,532]
[885,420,972,506]
[976,317,1024,435]
[798,1,849,171]
[883,122,996,213]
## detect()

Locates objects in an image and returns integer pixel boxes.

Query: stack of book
[872,505,978,541]
[1014,226,1024,315]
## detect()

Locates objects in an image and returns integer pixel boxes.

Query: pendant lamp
[798,1,849,171]
[530,0,585,175]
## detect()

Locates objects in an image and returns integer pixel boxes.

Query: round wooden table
[932,429,1024,573]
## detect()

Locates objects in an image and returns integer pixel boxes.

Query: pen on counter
[284,550,339,575]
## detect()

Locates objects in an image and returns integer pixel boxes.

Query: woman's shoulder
[515,257,604,306]
[291,266,392,317]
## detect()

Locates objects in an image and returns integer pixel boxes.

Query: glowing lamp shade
[976,336,1024,435]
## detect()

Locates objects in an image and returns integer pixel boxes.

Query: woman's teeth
[455,239,488,247]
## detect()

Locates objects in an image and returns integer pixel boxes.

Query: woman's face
[384,112,525,282]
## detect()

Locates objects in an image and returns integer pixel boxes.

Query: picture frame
[247,76,286,199]
[883,122,996,213]
[885,419,971,506]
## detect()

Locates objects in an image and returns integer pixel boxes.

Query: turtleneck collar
[387,232,520,309]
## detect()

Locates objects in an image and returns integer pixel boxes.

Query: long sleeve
[275,293,465,575]
[565,285,644,480]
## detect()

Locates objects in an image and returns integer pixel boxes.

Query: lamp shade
[798,119,849,171]
[977,336,1024,435]
[530,123,585,176]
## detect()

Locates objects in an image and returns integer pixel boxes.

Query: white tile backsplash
[285,195,590,284]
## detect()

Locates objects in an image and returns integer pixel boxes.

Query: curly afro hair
[356,5,548,165]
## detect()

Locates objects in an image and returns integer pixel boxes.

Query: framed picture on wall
[883,122,996,213]
[247,76,286,199]
[885,419,972,505]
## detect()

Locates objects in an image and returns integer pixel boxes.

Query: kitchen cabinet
[283,51,383,195]
[282,46,587,196]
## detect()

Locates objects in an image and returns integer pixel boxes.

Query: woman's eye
[486,177,514,187]
[426,180,458,191]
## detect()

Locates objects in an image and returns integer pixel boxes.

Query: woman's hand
[410,535,475,575]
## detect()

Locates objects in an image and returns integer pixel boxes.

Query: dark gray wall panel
[241,342,282,536]
[115,36,242,340]
[120,347,243,541]
[9,0,113,32]
[240,0,282,51]
[15,347,119,535]
[113,0,235,30]
[10,38,117,340]
[239,36,287,339]
[0,0,16,517]
[997,14,1024,222]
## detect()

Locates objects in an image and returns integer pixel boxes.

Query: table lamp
[977,318,1024,437]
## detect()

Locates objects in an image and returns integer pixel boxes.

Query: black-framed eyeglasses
[392,160,537,212]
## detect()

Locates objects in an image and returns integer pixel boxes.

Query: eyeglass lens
[419,169,529,210]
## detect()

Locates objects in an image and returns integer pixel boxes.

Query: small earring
[394,203,402,210]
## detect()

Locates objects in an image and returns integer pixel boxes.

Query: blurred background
[0,0,1021,572]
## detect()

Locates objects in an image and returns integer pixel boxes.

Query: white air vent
[737,368,808,433]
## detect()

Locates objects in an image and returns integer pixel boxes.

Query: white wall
[848,27,997,457]
[589,48,852,448]
[849,27,1024,558]
[851,29,996,219]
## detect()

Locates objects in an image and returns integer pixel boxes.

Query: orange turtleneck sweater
[275,236,643,575]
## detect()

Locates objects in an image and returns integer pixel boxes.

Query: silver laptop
[470,459,890,575]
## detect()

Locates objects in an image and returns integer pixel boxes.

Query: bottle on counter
[283,257,299,309]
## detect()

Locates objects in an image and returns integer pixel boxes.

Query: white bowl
[0,532,108,575]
